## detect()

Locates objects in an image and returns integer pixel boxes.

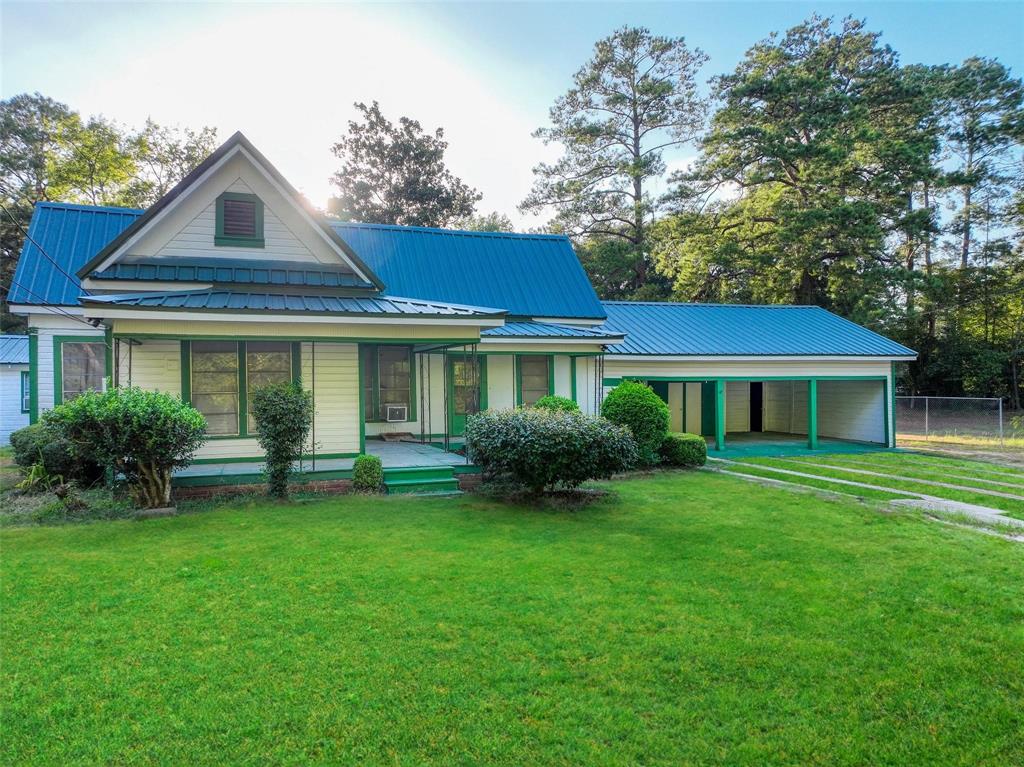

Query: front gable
[77,132,383,289]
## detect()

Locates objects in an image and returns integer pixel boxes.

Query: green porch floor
[709,432,891,459]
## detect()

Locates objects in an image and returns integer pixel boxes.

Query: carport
[598,302,916,454]
[647,377,889,451]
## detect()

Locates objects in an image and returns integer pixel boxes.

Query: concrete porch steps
[383,466,460,495]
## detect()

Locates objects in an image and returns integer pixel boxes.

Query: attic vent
[223,199,256,237]
[215,192,265,247]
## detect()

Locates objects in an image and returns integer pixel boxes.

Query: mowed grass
[737,454,1024,518]
[3,472,1023,766]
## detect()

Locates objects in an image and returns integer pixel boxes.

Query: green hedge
[660,433,707,468]
[600,380,670,466]
[9,422,103,485]
[352,454,384,492]
[251,382,314,499]
[533,395,580,413]
[465,408,637,494]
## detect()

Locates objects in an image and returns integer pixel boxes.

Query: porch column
[714,379,726,451]
[807,379,818,450]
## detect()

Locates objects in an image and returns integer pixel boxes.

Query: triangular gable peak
[77,132,384,290]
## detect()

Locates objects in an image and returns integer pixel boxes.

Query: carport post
[714,379,726,451]
[807,379,818,450]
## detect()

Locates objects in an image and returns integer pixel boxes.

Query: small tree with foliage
[250,382,314,499]
[600,380,670,466]
[352,454,384,492]
[46,387,206,508]
[533,395,580,413]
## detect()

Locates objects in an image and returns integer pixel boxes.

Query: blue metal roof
[9,203,143,306]
[332,223,605,320]
[92,257,375,289]
[0,335,29,364]
[83,290,504,317]
[11,204,605,320]
[482,321,623,340]
[600,302,915,357]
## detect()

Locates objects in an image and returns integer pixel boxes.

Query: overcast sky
[2,1,1022,228]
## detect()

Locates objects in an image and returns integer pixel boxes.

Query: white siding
[487,355,516,412]
[667,382,684,432]
[818,380,885,444]
[116,339,180,394]
[684,382,702,434]
[155,179,319,263]
[573,356,601,416]
[725,381,750,433]
[1,365,29,444]
[553,356,572,399]
[763,381,793,433]
[302,342,361,456]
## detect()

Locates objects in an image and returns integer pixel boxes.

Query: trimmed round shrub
[660,432,707,468]
[45,387,206,508]
[600,380,670,466]
[465,408,638,494]
[352,454,384,492]
[9,422,103,485]
[251,382,314,500]
[533,395,580,413]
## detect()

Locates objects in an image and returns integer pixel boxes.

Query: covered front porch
[174,439,476,492]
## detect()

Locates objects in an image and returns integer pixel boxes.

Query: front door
[449,356,487,437]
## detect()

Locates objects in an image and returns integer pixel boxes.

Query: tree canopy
[329,101,480,227]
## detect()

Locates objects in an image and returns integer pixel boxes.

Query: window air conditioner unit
[384,404,408,422]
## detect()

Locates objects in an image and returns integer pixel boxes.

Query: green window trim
[20,370,30,413]
[181,340,300,439]
[359,344,418,423]
[515,353,555,406]
[215,191,265,248]
[52,334,108,407]
[28,331,38,423]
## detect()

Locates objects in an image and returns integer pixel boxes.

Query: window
[245,341,293,432]
[452,358,483,416]
[518,355,551,406]
[20,371,30,413]
[191,341,240,436]
[186,340,298,437]
[360,345,415,421]
[60,341,106,403]
[215,192,264,247]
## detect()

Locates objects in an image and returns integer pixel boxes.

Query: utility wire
[0,199,93,297]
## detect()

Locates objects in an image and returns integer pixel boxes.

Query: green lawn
[3,472,1022,765]
[733,453,1024,519]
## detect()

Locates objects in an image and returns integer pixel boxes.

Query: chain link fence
[895,396,1015,445]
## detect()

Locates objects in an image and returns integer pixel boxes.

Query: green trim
[570,356,577,403]
[807,379,819,450]
[604,375,889,386]
[52,334,106,406]
[19,370,30,413]
[180,341,191,402]
[189,451,358,465]
[237,344,248,436]
[888,362,896,448]
[291,341,302,384]
[116,333,482,347]
[714,379,726,452]
[104,327,113,381]
[215,191,265,248]
[27,331,38,423]
[358,348,366,453]
[447,354,488,436]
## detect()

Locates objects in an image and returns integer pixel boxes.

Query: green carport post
[808,379,819,450]
[714,379,726,451]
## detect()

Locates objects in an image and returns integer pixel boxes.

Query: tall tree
[936,58,1024,269]
[655,16,936,317]
[124,119,219,207]
[452,211,514,232]
[520,26,708,298]
[329,101,480,227]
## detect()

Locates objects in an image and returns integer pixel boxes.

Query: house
[0,335,31,445]
[8,132,915,490]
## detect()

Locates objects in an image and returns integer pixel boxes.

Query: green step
[383,466,460,495]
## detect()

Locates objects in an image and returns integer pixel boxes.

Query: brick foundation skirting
[175,479,353,501]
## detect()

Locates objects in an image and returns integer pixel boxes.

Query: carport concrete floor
[709,431,890,459]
